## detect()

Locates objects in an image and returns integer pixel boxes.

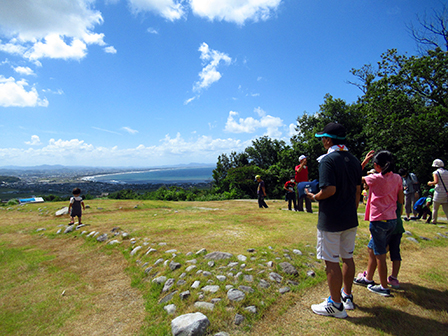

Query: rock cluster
[44,221,448,335]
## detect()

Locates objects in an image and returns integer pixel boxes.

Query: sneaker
[353,271,374,286]
[341,290,354,310]
[387,276,400,289]
[311,297,347,318]
[367,284,391,297]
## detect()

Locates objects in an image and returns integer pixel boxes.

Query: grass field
[1,199,447,335]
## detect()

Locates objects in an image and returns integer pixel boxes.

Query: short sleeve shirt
[317,151,362,232]
[295,165,308,183]
[364,172,402,221]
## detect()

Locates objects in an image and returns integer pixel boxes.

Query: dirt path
[247,246,448,336]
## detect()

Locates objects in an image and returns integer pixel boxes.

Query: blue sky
[0,0,444,167]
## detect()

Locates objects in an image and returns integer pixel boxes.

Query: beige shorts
[316,227,357,263]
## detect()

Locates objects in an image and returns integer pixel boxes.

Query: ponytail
[373,150,395,175]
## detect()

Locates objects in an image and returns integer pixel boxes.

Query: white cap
[432,159,444,168]
[299,155,307,162]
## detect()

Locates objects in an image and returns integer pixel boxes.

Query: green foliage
[0,176,20,183]
[214,47,448,197]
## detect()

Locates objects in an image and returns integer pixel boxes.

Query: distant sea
[81,167,214,184]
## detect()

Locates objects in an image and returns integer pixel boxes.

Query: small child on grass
[68,187,85,225]
[283,175,297,211]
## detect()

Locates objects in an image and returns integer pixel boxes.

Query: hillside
[1,199,447,335]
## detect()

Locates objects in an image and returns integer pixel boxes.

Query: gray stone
[122,232,130,239]
[228,262,239,268]
[406,237,420,243]
[163,278,175,292]
[186,259,197,264]
[202,285,219,293]
[177,280,187,286]
[144,267,153,274]
[171,312,210,336]
[279,287,291,294]
[154,258,164,266]
[292,249,303,255]
[214,332,229,336]
[207,261,215,267]
[202,271,212,277]
[169,261,182,271]
[245,306,257,314]
[237,254,247,261]
[196,248,207,255]
[287,280,299,286]
[186,265,197,272]
[234,313,245,325]
[267,261,274,267]
[108,239,121,245]
[96,233,108,242]
[159,291,177,304]
[180,290,190,300]
[405,231,413,236]
[152,276,167,284]
[216,275,226,282]
[306,270,316,277]
[258,279,270,288]
[243,274,254,282]
[55,207,69,216]
[64,225,75,234]
[227,288,245,302]
[191,281,200,289]
[130,246,142,256]
[146,248,157,254]
[36,228,46,232]
[166,249,177,253]
[204,251,233,260]
[194,301,214,311]
[437,232,448,238]
[279,262,298,275]
[164,304,176,314]
[238,285,254,293]
[211,298,222,304]
[269,272,283,283]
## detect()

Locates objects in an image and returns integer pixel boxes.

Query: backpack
[413,197,426,211]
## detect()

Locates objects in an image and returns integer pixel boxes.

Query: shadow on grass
[349,283,448,335]
[398,282,448,312]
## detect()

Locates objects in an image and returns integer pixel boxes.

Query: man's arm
[306,185,336,202]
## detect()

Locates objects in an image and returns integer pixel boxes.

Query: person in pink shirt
[354,150,404,297]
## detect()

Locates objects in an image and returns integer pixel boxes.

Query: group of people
[300,121,447,319]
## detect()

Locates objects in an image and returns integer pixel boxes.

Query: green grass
[1,199,448,335]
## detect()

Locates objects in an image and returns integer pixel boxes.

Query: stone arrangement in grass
[45,222,321,335]
[36,221,448,336]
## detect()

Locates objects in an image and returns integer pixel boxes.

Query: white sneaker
[311,297,347,318]
[341,290,355,310]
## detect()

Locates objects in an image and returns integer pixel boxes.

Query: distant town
[0,165,213,202]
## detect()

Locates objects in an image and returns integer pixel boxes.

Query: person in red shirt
[295,155,313,213]
[284,175,298,211]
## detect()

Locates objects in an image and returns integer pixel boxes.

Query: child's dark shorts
[368,219,397,255]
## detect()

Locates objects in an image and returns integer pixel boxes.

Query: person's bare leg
[325,261,342,302]
[366,247,377,281]
[342,258,355,295]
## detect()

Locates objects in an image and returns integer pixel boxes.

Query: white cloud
[25,135,42,146]
[104,46,117,54]
[0,76,48,107]
[92,126,122,135]
[122,126,139,134]
[24,34,87,61]
[127,0,185,21]
[0,133,248,166]
[193,42,232,93]
[147,27,159,34]
[224,108,284,137]
[13,66,34,76]
[189,0,282,25]
[0,0,106,61]
[288,123,298,137]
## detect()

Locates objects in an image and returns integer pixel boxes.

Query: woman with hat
[427,159,448,224]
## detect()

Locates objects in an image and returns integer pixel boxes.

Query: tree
[351,48,448,183]
[245,136,286,169]
[408,4,448,52]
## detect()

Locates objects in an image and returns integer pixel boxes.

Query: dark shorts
[368,219,397,255]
